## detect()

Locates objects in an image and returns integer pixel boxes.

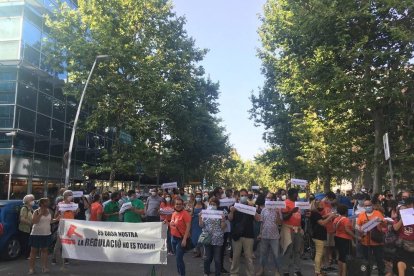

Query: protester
[228,188,259,276]
[28,198,54,274]
[146,188,163,222]
[19,194,34,259]
[160,193,175,255]
[89,194,103,221]
[217,189,233,274]
[179,187,188,202]
[124,190,145,223]
[103,192,120,222]
[167,198,191,276]
[199,197,227,276]
[191,191,204,258]
[256,192,281,276]
[310,200,337,276]
[74,194,89,220]
[280,188,303,276]
[356,199,387,276]
[321,191,337,268]
[334,204,358,276]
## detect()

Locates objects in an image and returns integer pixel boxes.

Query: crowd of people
[17,185,414,276]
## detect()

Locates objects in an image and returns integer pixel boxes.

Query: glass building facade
[0,0,106,199]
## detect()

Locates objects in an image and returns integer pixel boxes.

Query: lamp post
[64,55,110,188]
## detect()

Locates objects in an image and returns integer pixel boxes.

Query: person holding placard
[124,190,145,223]
[280,188,303,276]
[228,188,260,276]
[356,199,387,276]
[199,197,227,276]
[160,194,175,255]
[320,191,337,268]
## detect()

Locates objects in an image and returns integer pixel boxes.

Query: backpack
[17,205,32,227]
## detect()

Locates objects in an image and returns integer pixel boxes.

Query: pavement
[0,248,378,276]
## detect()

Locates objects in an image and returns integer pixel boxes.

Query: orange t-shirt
[321,200,335,233]
[282,199,301,227]
[170,210,191,238]
[356,210,384,246]
[58,202,75,219]
[334,216,353,240]
[89,202,103,221]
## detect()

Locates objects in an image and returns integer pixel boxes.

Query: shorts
[29,235,51,249]
[325,233,335,247]
[334,236,351,262]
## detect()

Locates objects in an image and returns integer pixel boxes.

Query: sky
[172,0,268,160]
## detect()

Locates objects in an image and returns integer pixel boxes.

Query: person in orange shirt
[280,188,303,276]
[321,191,337,268]
[89,194,103,221]
[334,204,358,276]
[356,200,387,276]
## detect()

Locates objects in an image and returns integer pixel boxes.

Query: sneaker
[64,259,69,265]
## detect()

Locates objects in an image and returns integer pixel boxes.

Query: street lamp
[64,55,110,188]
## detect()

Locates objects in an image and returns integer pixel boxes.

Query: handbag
[198,231,212,245]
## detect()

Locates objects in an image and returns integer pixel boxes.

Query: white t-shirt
[31,212,51,236]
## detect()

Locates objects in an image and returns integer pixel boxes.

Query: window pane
[52,99,65,121]
[39,79,53,95]
[35,140,49,155]
[17,83,37,110]
[36,113,51,137]
[0,133,12,148]
[0,105,14,128]
[16,107,35,132]
[0,17,21,40]
[22,44,40,67]
[22,20,41,49]
[0,82,16,104]
[0,68,17,81]
[37,92,52,116]
[51,119,64,140]
[14,135,34,151]
[19,69,38,88]
[0,40,20,60]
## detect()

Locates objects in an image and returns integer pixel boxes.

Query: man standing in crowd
[178,187,188,202]
[321,191,337,269]
[146,188,163,222]
[89,194,103,221]
[103,192,120,222]
[280,188,303,276]
[124,190,145,223]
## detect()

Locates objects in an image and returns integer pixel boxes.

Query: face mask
[208,206,217,210]
[29,201,35,206]
[67,196,73,201]
[281,195,286,201]
[166,197,171,202]
[203,196,208,201]
[151,192,156,196]
[240,196,248,204]
[195,197,201,202]
[365,206,373,213]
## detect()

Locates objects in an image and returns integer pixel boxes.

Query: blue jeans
[260,238,279,268]
[171,236,185,276]
[204,244,222,276]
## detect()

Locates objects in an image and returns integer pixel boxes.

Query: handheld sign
[291,178,308,187]
[161,182,177,190]
[400,208,414,226]
[201,209,223,219]
[234,203,256,216]
[219,198,236,207]
[361,219,381,233]
[251,186,260,190]
[295,201,311,210]
[265,201,286,209]
[159,208,174,215]
[72,191,84,198]
[119,202,132,214]
[58,203,78,212]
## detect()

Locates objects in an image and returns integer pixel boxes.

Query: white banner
[72,191,84,198]
[295,201,311,209]
[234,203,256,216]
[265,201,286,209]
[201,209,223,219]
[219,198,236,207]
[291,178,308,187]
[58,203,78,212]
[119,202,132,214]
[400,208,414,226]
[361,219,380,233]
[161,182,177,190]
[251,186,260,190]
[58,220,167,264]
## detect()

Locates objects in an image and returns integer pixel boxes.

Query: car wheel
[2,237,21,260]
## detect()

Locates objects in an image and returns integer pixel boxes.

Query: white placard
[400,208,414,226]
[119,202,132,214]
[361,219,381,233]
[291,178,308,187]
[219,198,236,207]
[72,191,84,198]
[161,182,177,190]
[295,201,311,209]
[384,217,394,223]
[59,220,167,264]
[58,203,79,212]
[251,186,260,190]
[159,208,174,215]
[265,201,286,209]
[383,133,390,160]
[201,209,223,219]
[234,203,256,216]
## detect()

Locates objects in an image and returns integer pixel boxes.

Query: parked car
[0,200,23,260]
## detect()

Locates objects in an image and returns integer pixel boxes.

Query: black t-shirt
[310,211,327,241]
[231,210,255,239]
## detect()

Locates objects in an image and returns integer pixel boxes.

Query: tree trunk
[372,108,384,193]
[324,173,331,193]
